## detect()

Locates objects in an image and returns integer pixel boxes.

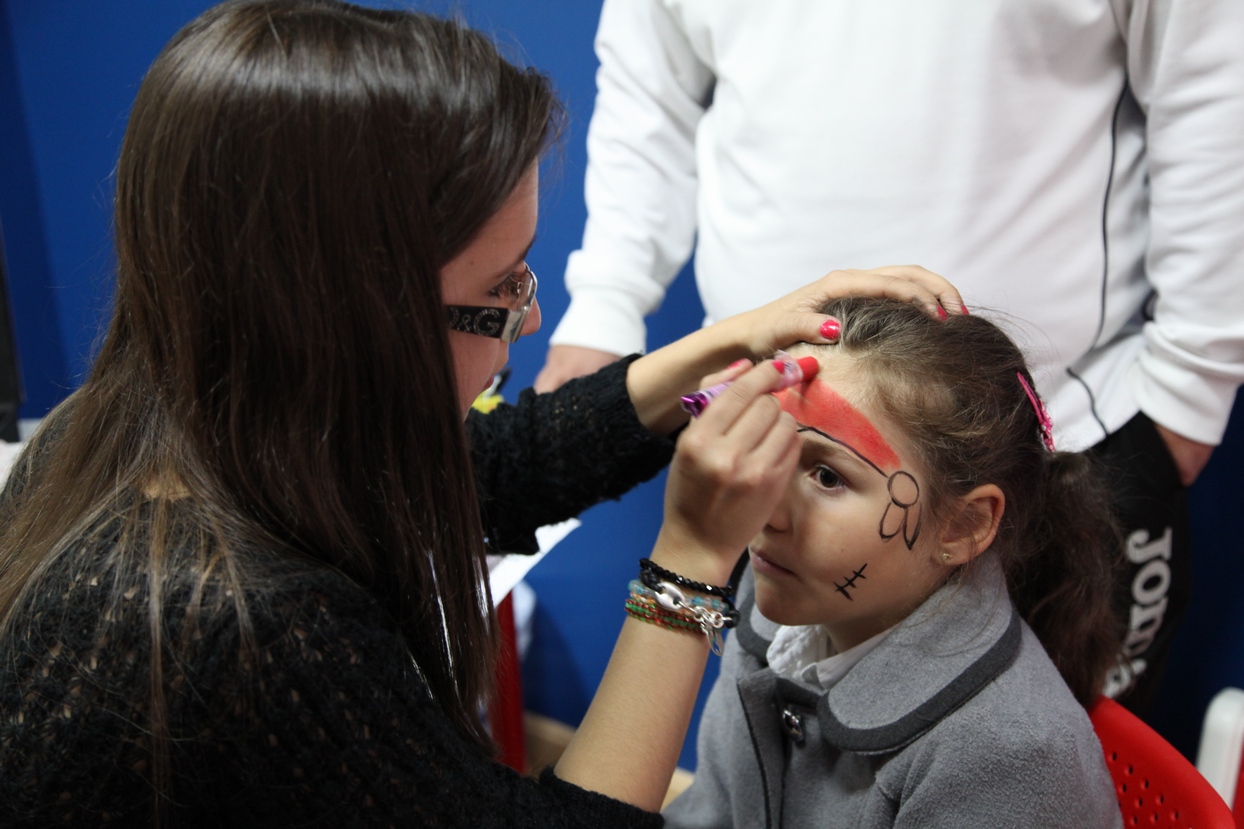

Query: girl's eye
[813,465,843,490]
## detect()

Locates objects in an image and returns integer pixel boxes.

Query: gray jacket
[664,555,1122,828]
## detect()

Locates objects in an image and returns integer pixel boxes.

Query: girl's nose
[763,482,796,534]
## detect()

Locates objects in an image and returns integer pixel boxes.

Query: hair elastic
[1017,372,1056,452]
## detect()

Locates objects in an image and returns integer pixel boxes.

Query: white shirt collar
[766,623,893,692]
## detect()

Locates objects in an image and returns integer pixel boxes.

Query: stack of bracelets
[626,558,741,655]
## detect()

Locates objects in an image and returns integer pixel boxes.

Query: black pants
[1087,412,1193,717]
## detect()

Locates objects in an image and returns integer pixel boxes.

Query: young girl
[664,296,1125,828]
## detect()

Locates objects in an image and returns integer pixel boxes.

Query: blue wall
[0,0,1240,774]
[0,0,67,415]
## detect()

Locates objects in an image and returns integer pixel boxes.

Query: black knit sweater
[0,359,675,827]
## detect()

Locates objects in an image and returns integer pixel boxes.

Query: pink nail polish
[728,358,752,370]
[820,318,841,340]
[770,355,818,384]
[937,306,948,321]
[961,303,970,316]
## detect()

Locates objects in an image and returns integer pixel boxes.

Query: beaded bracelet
[628,582,731,655]
[625,599,726,654]
[628,579,739,630]
[628,580,732,612]
[624,599,701,631]
[626,593,710,627]
[625,598,705,635]
[639,558,735,600]
[622,599,711,632]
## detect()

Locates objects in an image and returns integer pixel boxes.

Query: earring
[941,552,952,564]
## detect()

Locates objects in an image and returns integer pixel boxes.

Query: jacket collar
[736,552,1021,755]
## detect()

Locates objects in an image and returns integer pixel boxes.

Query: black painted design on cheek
[879,471,922,550]
[833,564,868,601]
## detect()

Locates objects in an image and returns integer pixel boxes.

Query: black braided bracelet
[639,557,736,600]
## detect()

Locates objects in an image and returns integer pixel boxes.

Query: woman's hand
[627,264,963,436]
[652,359,801,585]
[729,264,967,358]
[558,363,800,811]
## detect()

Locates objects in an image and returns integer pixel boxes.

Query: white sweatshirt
[550,0,1244,450]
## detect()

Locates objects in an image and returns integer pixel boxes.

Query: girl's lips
[751,549,796,578]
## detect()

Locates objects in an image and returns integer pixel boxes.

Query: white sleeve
[548,0,714,356]
[1117,0,1244,444]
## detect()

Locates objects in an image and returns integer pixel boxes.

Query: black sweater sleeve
[467,357,675,554]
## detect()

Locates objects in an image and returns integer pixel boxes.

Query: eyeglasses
[446,266,538,344]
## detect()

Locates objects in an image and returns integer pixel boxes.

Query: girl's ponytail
[1007,450,1124,705]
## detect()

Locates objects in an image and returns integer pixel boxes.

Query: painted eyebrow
[779,383,902,472]
[796,425,886,477]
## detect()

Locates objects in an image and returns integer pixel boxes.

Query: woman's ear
[937,484,1005,567]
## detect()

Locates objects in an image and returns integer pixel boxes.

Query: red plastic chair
[489,593,527,773]
[1090,696,1234,828]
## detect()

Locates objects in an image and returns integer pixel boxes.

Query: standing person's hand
[534,345,622,392]
[1154,423,1215,486]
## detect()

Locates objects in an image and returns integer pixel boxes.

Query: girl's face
[750,348,949,652]
[440,166,542,419]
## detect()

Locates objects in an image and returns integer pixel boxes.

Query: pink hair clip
[1017,372,1055,452]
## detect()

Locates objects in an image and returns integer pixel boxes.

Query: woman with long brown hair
[0,1,961,825]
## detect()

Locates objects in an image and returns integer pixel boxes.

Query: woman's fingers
[756,408,802,484]
[693,358,789,432]
[731,264,966,356]
[816,266,967,320]
[665,360,801,562]
[693,358,753,394]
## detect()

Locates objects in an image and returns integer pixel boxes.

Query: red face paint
[775,381,901,472]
